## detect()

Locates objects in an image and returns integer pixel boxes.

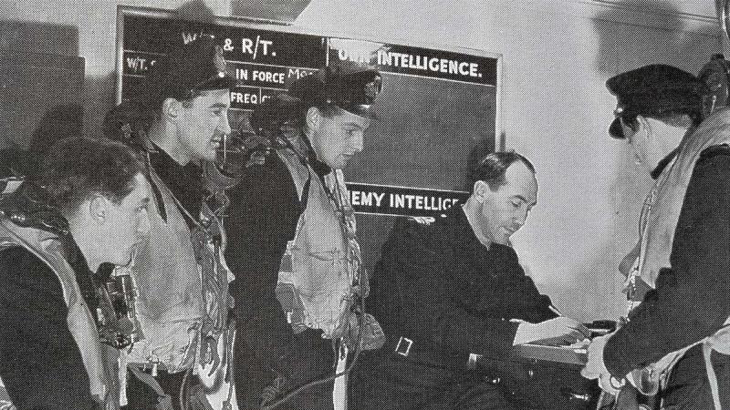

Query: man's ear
[472,180,489,203]
[88,196,108,224]
[305,106,321,131]
[162,98,181,122]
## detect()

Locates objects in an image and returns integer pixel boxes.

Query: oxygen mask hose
[260,295,367,410]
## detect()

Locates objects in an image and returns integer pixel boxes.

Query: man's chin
[493,233,511,246]
[202,152,218,162]
[115,254,133,268]
[335,154,358,169]
[118,244,141,267]
[324,160,344,170]
[194,148,218,163]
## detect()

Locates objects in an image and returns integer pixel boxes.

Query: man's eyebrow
[513,195,537,206]
[209,102,229,109]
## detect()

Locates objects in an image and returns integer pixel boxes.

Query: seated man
[350,151,590,410]
[0,136,151,409]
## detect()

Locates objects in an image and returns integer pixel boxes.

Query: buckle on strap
[395,336,413,357]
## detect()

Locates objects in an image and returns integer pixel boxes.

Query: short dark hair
[471,151,535,191]
[39,137,145,215]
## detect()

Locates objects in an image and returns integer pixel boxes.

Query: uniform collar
[447,205,512,257]
[650,148,679,180]
[445,206,487,252]
[309,155,332,177]
[296,132,332,177]
[148,144,204,221]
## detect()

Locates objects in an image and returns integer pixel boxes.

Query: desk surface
[512,343,588,366]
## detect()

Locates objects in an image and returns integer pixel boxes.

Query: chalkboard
[115,5,500,279]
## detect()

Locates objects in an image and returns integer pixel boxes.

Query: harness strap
[703,343,722,410]
[703,323,730,410]
[128,366,173,410]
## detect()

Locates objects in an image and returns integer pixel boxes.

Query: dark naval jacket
[604,145,730,378]
[371,206,557,361]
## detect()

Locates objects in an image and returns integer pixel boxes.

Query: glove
[581,334,624,396]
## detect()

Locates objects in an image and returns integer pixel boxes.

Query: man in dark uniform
[350,151,590,410]
[103,35,236,409]
[582,64,730,409]
[0,137,151,409]
[225,67,384,409]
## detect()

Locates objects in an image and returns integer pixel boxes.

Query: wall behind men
[0,0,721,322]
[295,0,722,322]
[0,0,231,146]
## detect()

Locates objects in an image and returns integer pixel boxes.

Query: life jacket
[0,208,118,408]
[102,108,234,409]
[123,156,232,372]
[621,107,730,409]
[123,166,204,373]
[274,136,360,340]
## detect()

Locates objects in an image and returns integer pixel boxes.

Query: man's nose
[139,210,151,237]
[218,111,231,135]
[514,210,528,227]
[351,132,364,152]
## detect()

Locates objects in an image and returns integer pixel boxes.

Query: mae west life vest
[0,217,119,408]
[621,108,730,409]
[123,164,232,374]
[275,144,354,339]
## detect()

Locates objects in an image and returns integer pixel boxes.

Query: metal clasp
[395,336,413,357]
